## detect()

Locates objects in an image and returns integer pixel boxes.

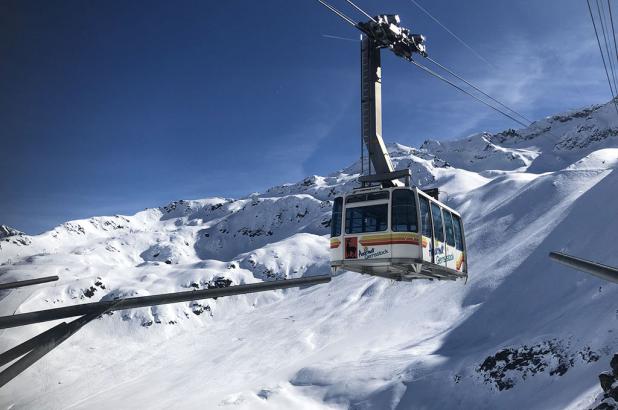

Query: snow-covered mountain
[1,101,618,409]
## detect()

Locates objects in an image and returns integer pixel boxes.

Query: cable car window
[331,197,343,237]
[367,191,389,201]
[346,191,389,203]
[346,194,365,204]
[345,204,388,234]
[443,211,456,247]
[392,190,418,232]
[452,214,464,251]
[431,203,445,242]
[419,196,432,238]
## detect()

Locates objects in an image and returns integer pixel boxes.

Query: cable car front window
[431,203,445,242]
[452,214,464,251]
[346,191,389,204]
[443,211,456,247]
[331,197,343,237]
[419,196,432,238]
[392,189,418,232]
[345,204,388,234]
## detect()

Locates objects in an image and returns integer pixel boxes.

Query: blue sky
[0,0,612,234]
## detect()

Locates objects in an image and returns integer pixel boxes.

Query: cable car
[330,185,467,281]
[319,11,468,281]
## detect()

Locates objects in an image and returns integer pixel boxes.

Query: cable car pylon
[315,1,469,281]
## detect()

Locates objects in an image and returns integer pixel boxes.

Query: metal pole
[549,251,618,284]
[0,322,68,367]
[0,276,59,291]
[0,310,107,388]
[0,275,332,329]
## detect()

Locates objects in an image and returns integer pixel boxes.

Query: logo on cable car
[359,246,389,259]
[436,254,454,264]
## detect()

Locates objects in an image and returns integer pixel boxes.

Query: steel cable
[316,0,531,127]
[587,0,618,114]
[316,0,360,29]
[426,56,532,125]
[408,59,530,127]
[409,0,494,69]
[597,0,618,96]
[344,0,376,23]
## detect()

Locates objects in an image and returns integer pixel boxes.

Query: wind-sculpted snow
[420,100,618,174]
[237,233,330,280]
[1,101,618,409]
[194,195,332,261]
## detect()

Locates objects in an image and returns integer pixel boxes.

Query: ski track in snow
[1,101,618,409]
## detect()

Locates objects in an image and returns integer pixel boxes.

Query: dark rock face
[591,354,618,410]
[477,340,599,391]
[611,354,618,376]
[600,372,615,392]
[0,225,31,246]
[0,225,23,239]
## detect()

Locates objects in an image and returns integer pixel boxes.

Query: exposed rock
[592,401,617,410]
[590,353,618,410]
[0,225,24,239]
[611,354,618,376]
[478,340,597,391]
[600,372,615,392]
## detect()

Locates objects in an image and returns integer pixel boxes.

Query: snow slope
[1,101,618,409]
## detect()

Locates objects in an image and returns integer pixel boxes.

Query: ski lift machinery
[322,12,468,281]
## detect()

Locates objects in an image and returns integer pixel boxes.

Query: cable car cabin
[330,186,467,281]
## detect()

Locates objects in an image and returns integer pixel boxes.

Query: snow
[1,100,618,409]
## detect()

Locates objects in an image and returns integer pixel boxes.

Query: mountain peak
[0,225,24,239]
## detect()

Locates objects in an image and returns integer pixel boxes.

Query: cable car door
[430,203,447,267]
[419,196,433,263]
[443,211,457,270]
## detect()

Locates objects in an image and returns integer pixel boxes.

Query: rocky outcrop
[0,225,30,246]
[591,354,618,410]
[0,225,24,239]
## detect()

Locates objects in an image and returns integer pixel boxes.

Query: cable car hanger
[317,0,472,281]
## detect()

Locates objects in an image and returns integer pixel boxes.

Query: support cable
[426,56,532,125]
[315,0,362,30]
[409,0,494,69]
[608,0,618,86]
[344,0,376,22]
[597,0,618,96]
[588,0,618,115]
[408,59,529,127]
[315,0,530,127]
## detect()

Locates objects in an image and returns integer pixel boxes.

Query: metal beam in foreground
[0,308,111,388]
[0,276,59,291]
[549,251,618,284]
[0,275,332,329]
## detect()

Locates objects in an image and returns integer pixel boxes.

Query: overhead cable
[597,0,618,96]
[409,0,495,69]
[316,0,531,127]
[426,56,532,125]
[408,59,530,127]
[607,0,618,78]
[315,0,361,30]
[587,0,618,114]
[344,0,376,22]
